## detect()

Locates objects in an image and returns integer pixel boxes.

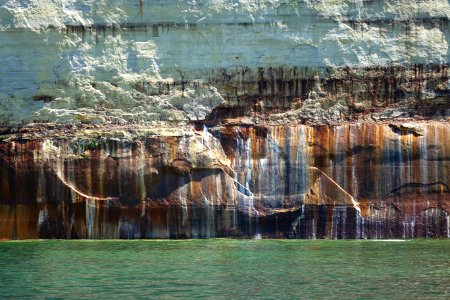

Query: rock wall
[0,1,449,239]
[0,1,449,124]
[1,122,448,238]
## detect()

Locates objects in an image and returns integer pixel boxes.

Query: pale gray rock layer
[0,0,448,124]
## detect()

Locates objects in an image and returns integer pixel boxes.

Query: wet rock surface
[0,122,448,239]
[0,1,449,239]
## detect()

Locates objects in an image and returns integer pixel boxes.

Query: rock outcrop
[0,122,448,238]
[0,1,448,238]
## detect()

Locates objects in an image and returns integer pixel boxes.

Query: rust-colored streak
[0,122,449,239]
[139,0,143,19]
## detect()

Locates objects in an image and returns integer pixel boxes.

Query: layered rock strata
[1,1,449,125]
[0,1,449,238]
[1,122,448,239]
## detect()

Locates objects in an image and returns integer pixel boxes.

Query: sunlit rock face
[0,123,448,239]
[0,0,449,124]
[0,1,449,239]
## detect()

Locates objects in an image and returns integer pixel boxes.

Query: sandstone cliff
[0,0,448,238]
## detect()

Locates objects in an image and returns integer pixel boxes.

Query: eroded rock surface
[0,1,449,125]
[0,1,449,238]
[0,122,448,239]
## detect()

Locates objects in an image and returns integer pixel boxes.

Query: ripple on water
[0,239,449,299]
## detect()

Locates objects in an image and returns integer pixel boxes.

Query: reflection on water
[0,240,449,299]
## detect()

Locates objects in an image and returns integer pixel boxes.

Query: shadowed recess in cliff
[389,182,450,196]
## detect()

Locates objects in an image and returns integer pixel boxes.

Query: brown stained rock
[171,158,192,174]
[0,121,449,238]
[305,167,359,209]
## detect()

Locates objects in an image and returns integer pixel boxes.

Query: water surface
[0,239,448,299]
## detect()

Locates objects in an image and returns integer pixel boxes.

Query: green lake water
[0,239,449,299]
